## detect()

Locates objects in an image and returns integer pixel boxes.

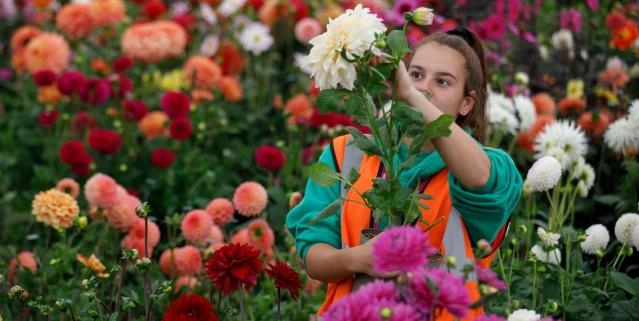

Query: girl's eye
[410,72,422,80]
[438,78,450,87]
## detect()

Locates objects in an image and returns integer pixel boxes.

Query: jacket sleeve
[285,145,342,262]
[448,147,523,244]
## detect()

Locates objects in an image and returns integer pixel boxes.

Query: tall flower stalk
[305,6,453,227]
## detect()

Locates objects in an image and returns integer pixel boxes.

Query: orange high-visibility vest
[317,134,507,320]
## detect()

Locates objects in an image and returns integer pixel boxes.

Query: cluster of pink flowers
[326,226,507,320]
[84,173,161,256]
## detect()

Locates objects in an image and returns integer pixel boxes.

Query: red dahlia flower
[88,129,122,154]
[151,147,175,168]
[254,145,286,172]
[205,243,263,295]
[123,99,148,121]
[265,261,302,300]
[112,56,133,73]
[169,117,192,141]
[33,69,57,87]
[57,70,86,96]
[38,109,60,128]
[78,78,111,105]
[161,91,190,118]
[161,294,218,321]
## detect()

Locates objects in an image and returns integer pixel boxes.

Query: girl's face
[407,42,475,119]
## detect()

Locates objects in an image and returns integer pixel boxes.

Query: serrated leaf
[386,30,409,59]
[422,114,454,141]
[344,95,369,125]
[392,101,424,125]
[308,197,344,225]
[345,126,383,156]
[317,89,349,113]
[306,162,341,187]
[348,168,360,185]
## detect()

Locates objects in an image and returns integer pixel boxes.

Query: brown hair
[406,30,489,144]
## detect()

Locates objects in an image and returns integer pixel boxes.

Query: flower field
[0,0,638,320]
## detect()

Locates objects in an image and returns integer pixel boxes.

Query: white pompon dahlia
[487,92,519,134]
[239,22,274,55]
[628,99,639,123]
[604,117,639,155]
[632,224,639,250]
[304,4,387,90]
[615,213,639,245]
[570,159,595,196]
[525,156,562,192]
[531,245,561,265]
[534,120,587,165]
[580,224,610,255]
[508,309,541,321]
[514,95,536,132]
[537,227,560,247]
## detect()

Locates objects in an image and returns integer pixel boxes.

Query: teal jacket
[286,141,523,261]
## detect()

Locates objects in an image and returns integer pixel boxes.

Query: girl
[286,28,523,319]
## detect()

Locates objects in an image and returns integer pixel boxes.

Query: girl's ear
[459,90,476,116]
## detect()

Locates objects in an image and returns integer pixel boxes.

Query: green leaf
[348,168,360,185]
[611,300,639,321]
[306,162,341,187]
[317,89,349,113]
[422,114,454,141]
[371,63,392,79]
[386,30,409,59]
[594,194,624,206]
[308,197,344,225]
[611,271,639,296]
[344,95,369,125]
[345,126,383,156]
[392,101,424,125]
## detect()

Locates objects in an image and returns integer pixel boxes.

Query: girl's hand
[348,233,400,278]
[393,61,423,107]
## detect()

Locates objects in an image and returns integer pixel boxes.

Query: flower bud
[412,7,434,26]
[595,249,605,258]
[479,284,498,295]
[477,239,492,256]
[55,300,65,309]
[517,225,527,234]
[135,257,152,271]
[84,291,96,300]
[577,234,587,242]
[49,258,61,266]
[289,192,303,209]
[548,300,559,313]
[0,274,4,285]
[8,285,25,299]
[76,216,88,229]
[625,246,633,256]
[446,256,457,267]
[380,307,392,319]
[81,279,90,290]
[515,72,529,85]
[135,202,150,218]
[512,299,520,309]
[376,38,386,48]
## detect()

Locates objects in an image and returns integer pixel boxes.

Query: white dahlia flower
[508,309,541,321]
[525,156,562,192]
[534,120,587,165]
[551,29,574,52]
[580,224,610,255]
[615,213,639,245]
[628,99,639,123]
[632,224,639,250]
[531,245,561,265]
[303,4,387,90]
[604,117,639,155]
[537,227,560,247]
[514,95,536,132]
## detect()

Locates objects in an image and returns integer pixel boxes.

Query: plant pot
[352,228,383,292]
